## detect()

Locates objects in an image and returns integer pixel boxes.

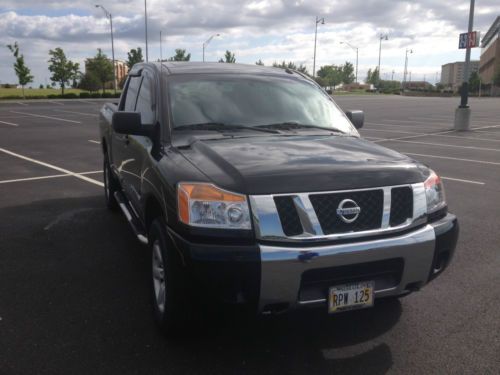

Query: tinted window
[168,75,356,135]
[136,74,155,124]
[124,76,142,111]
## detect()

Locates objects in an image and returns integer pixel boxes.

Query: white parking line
[0,120,19,127]
[0,147,103,186]
[16,102,28,106]
[0,170,102,184]
[405,152,500,166]
[9,111,81,124]
[441,176,485,185]
[383,139,500,152]
[48,101,64,106]
[366,122,440,131]
[54,109,99,117]
[88,140,100,144]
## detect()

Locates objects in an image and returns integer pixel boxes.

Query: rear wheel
[149,218,194,336]
[103,156,119,211]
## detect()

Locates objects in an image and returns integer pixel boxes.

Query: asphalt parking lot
[1,96,499,374]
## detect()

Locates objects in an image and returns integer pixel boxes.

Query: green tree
[255,59,264,66]
[468,71,480,93]
[79,71,101,93]
[341,62,355,84]
[317,65,343,89]
[366,67,380,85]
[86,49,114,94]
[39,84,44,89]
[48,47,80,95]
[219,50,236,63]
[272,61,309,75]
[126,47,144,69]
[168,49,191,61]
[6,41,34,98]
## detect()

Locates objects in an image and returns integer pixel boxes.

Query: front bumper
[259,213,458,313]
[169,213,458,314]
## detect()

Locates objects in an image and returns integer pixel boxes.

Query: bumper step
[114,191,148,245]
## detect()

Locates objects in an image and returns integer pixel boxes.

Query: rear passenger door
[123,70,157,214]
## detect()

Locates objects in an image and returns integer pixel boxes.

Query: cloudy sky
[1,0,499,86]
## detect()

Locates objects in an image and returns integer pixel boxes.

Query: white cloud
[0,0,499,85]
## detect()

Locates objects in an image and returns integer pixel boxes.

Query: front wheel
[103,156,119,211]
[149,218,194,336]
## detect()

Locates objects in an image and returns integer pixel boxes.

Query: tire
[103,156,119,211]
[149,218,193,336]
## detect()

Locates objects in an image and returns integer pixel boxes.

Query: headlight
[424,170,446,214]
[178,183,251,229]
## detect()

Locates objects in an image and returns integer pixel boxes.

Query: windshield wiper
[256,122,347,134]
[174,122,280,134]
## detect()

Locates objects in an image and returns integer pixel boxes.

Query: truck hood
[177,135,428,195]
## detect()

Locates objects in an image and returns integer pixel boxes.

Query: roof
[481,15,500,47]
[133,61,307,78]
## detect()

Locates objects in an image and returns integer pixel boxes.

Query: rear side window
[124,76,142,111]
[135,74,155,124]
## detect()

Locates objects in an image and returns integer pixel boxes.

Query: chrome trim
[249,183,425,243]
[259,224,436,311]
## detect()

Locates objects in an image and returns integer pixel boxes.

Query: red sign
[459,31,480,49]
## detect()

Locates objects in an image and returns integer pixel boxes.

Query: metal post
[313,17,318,78]
[203,43,205,62]
[202,34,219,63]
[355,47,359,83]
[109,14,117,94]
[144,0,149,62]
[377,34,388,89]
[460,0,475,108]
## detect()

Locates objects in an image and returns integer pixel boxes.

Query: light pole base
[454,107,471,131]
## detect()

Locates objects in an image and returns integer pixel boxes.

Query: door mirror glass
[112,112,153,137]
[345,110,364,129]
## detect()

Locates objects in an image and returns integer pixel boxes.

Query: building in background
[84,59,129,89]
[440,61,479,91]
[479,16,500,95]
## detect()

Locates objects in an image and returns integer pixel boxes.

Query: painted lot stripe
[54,109,99,117]
[441,176,485,185]
[48,100,64,106]
[0,120,19,127]
[88,140,100,144]
[363,128,500,143]
[16,102,28,106]
[9,111,82,124]
[404,152,500,166]
[384,139,500,152]
[0,170,102,184]
[366,122,441,131]
[0,147,103,187]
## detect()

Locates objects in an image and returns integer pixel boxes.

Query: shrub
[91,93,102,98]
[62,93,78,99]
[79,92,91,98]
[47,94,62,99]
[101,92,114,98]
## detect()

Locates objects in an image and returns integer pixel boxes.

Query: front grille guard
[249,183,427,243]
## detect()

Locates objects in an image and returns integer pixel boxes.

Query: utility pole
[203,34,220,62]
[402,48,412,92]
[95,5,117,94]
[313,16,325,78]
[391,70,395,81]
[377,34,388,89]
[144,0,149,62]
[340,41,359,83]
[454,0,475,131]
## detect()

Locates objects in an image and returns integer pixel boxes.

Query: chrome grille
[249,183,427,243]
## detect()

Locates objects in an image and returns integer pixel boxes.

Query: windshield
[168,74,358,135]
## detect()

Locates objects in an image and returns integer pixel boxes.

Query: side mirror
[112,112,154,137]
[345,110,364,129]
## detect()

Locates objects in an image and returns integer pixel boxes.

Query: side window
[124,76,142,111]
[135,74,155,125]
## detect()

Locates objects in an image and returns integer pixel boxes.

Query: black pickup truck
[99,62,459,335]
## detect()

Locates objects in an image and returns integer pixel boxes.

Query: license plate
[328,281,374,314]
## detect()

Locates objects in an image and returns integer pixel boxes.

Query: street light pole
[402,48,413,92]
[313,16,325,78]
[203,34,220,62]
[454,0,475,131]
[95,5,117,94]
[144,0,149,62]
[378,34,388,86]
[340,41,359,83]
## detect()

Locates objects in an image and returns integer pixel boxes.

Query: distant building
[84,59,129,89]
[440,61,480,91]
[405,81,434,90]
[479,16,500,94]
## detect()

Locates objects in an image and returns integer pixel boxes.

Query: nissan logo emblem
[336,199,361,223]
